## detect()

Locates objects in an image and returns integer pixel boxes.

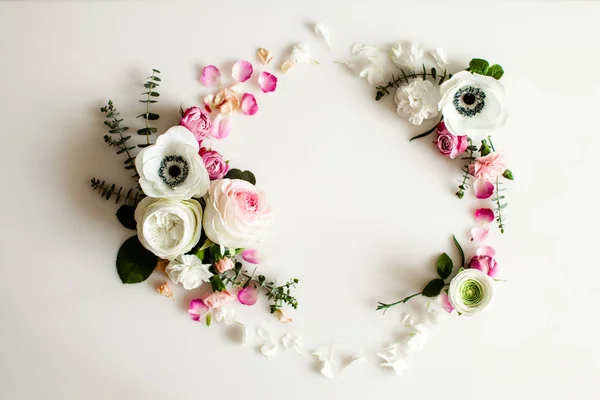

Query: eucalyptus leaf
[116,235,157,284]
[116,205,136,230]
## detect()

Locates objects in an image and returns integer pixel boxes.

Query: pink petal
[241,249,262,264]
[471,227,490,242]
[438,293,454,313]
[238,286,259,306]
[232,60,253,83]
[241,93,258,116]
[210,113,232,139]
[476,246,496,258]
[258,71,278,93]
[474,208,494,224]
[203,94,214,113]
[473,179,494,199]
[200,65,222,87]
[188,299,209,322]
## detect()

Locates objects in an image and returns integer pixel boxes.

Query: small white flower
[135,126,210,200]
[135,197,203,260]
[165,254,212,290]
[394,78,441,125]
[447,268,495,316]
[389,41,424,69]
[290,43,313,64]
[438,71,507,139]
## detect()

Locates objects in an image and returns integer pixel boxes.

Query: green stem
[495,176,505,234]
[375,69,447,100]
[376,291,422,311]
[488,135,496,152]
[456,138,474,198]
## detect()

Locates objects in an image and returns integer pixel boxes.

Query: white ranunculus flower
[165,254,212,290]
[447,269,495,316]
[203,179,271,249]
[134,197,203,260]
[438,71,507,139]
[135,126,210,200]
[394,78,441,125]
[389,41,424,69]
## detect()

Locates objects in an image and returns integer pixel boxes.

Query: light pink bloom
[232,60,253,82]
[474,208,495,224]
[210,113,232,139]
[188,299,209,322]
[241,249,262,264]
[241,93,258,116]
[215,257,235,274]
[203,290,234,308]
[473,179,494,199]
[471,227,489,242]
[469,152,507,183]
[258,71,278,93]
[200,65,222,87]
[435,121,468,159]
[200,148,229,180]
[180,106,212,142]
[438,292,454,313]
[469,246,498,278]
[238,285,259,306]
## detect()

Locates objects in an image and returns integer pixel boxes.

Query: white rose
[438,71,507,139]
[134,197,203,260]
[394,78,441,125]
[447,269,495,316]
[165,254,212,290]
[203,179,271,249]
[135,126,210,200]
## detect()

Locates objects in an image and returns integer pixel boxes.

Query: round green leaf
[436,253,454,280]
[422,278,446,297]
[116,205,136,230]
[116,235,157,284]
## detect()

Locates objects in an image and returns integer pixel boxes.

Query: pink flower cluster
[435,121,468,159]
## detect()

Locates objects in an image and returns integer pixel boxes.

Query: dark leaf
[452,235,465,269]
[143,82,158,89]
[116,205,137,230]
[116,236,157,284]
[137,127,157,135]
[147,112,159,120]
[503,169,514,180]
[139,100,158,103]
[422,278,446,297]
[224,168,256,185]
[151,76,162,82]
[150,92,160,97]
[469,58,490,74]
[152,68,161,73]
[436,252,454,279]
[431,67,437,80]
[210,275,226,292]
[409,121,440,142]
[485,64,504,80]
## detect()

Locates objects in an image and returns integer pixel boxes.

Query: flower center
[158,155,189,188]
[460,279,483,306]
[453,86,486,117]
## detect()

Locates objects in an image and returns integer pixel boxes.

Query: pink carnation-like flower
[215,257,234,274]
[200,148,229,180]
[469,152,506,182]
[203,290,234,308]
[469,246,498,278]
[435,121,468,159]
[180,106,212,142]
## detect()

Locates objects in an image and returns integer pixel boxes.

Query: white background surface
[1,1,599,399]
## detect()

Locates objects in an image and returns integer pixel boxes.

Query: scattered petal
[156,282,173,299]
[431,48,449,69]
[228,83,241,93]
[210,113,232,139]
[281,334,307,356]
[232,60,253,82]
[258,71,278,93]
[290,43,314,64]
[474,208,495,224]
[389,41,424,69]
[203,94,214,113]
[342,355,366,372]
[241,249,263,264]
[379,356,410,376]
[213,307,236,325]
[437,292,454,313]
[313,345,335,379]
[200,65,222,87]
[236,321,248,346]
[218,96,240,115]
[476,246,496,258]
[314,23,332,50]
[257,327,277,359]
[274,309,292,323]
[342,58,384,85]
[401,313,414,327]
[471,227,490,242]
[238,286,259,306]
[351,42,379,56]
[241,93,258,116]
[213,89,227,108]
[474,179,495,199]
[188,299,209,322]
[257,48,274,65]
[281,60,296,74]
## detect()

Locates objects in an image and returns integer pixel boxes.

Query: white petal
[257,327,277,359]
[213,307,236,325]
[312,345,335,379]
[281,334,307,356]
[430,48,449,69]
[341,354,366,372]
[314,23,332,50]
[351,42,380,56]
[236,321,248,346]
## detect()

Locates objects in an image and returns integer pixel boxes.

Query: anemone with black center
[158,155,190,188]
[452,86,486,117]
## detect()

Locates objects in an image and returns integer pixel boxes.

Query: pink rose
[203,290,234,308]
[469,152,506,182]
[180,106,212,142]
[469,246,498,278]
[435,121,468,159]
[200,148,229,180]
[215,257,234,274]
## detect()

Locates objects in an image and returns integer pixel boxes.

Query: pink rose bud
[203,290,234,308]
[435,121,468,159]
[180,106,212,142]
[469,247,499,278]
[215,257,234,274]
[200,148,229,180]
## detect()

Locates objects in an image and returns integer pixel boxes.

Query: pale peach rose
[203,290,234,308]
[215,257,235,274]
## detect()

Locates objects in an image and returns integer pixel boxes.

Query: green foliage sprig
[468,58,504,80]
[101,101,138,179]
[376,235,463,312]
[137,69,161,147]
[456,139,477,199]
[90,178,144,206]
[375,66,450,101]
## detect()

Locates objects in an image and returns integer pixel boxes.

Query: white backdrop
[1,1,599,399]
